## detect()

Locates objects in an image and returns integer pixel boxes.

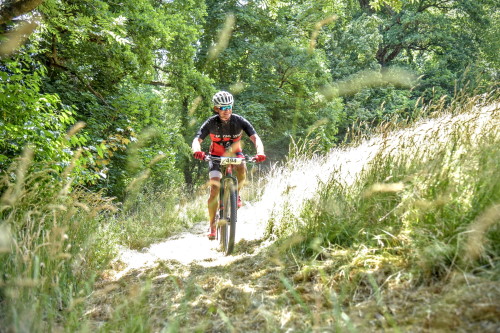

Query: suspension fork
[218,165,239,211]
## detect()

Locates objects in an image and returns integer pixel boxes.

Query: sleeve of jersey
[241,116,257,137]
[195,119,211,140]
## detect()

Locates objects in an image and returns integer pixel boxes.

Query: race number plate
[220,157,243,165]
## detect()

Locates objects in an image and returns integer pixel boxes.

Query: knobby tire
[219,178,237,255]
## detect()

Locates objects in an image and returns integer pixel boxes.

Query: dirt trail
[109,203,269,280]
[88,204,287,332]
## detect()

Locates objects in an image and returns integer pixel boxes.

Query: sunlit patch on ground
[106,203,271,281]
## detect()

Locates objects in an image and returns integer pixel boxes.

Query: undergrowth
[0,148,202,331]
[116,183,205,249]
[0,148,118,331]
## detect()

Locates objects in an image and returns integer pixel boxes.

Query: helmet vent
[212,91,234,106]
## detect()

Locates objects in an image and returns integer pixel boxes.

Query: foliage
[1,52,70,167]
[1,0,211,194]
[197,3,344,157]
[2,0,499,190]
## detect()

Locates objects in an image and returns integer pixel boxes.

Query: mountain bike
[205,155,253,255]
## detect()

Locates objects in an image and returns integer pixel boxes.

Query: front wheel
[218,178,237,255]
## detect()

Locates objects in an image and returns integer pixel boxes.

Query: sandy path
[112,203,268,279]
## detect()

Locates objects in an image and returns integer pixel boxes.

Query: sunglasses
[218,105,232,111]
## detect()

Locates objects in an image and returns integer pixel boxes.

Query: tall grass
[243,92,498,331]
[0,148,118,331]
[116,183,206,249]
[0,149,202,330]
[265,92,499,270]
[315,102,497,275]
[254,92,499,329]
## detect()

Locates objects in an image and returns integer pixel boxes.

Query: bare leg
[234,163,247,192]
[208,177,221,229]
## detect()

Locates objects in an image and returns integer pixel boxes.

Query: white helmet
[212,91,234,107]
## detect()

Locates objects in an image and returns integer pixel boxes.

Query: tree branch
[417,0,452,13]
[0,0,45,25]
[0,20,37,57]
[149,81,172,87]
[47,52,111,107]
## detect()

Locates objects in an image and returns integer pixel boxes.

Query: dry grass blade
[0,223,13,253]
[65,121,86,140]
[0,21,38,57]
[207,13,235,61]
[464,204,500,262]
[309,15,337,53]
[321,67,417,99]
[1,146,33,207]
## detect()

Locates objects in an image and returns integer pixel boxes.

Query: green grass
[268,91,499,266]
[0,148,118,331]
[115,183,206,249]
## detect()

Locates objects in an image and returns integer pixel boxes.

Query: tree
[196,0,342,157]
[365,0,498,95]
[2,0,498,195]
[1,0,212,196]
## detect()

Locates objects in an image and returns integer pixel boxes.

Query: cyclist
[192,91,266,240]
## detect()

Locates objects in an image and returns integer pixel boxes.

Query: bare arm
[191,138,203,153]
[249,134,265,155]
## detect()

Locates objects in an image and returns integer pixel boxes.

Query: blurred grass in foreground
[0,147,118,331]
[0,144,202,331]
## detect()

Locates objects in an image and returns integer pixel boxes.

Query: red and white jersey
[195,114,257,156]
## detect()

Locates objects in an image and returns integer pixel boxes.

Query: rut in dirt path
[88,212,282,332]
[91,232,289,333]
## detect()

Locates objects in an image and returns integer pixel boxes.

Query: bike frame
[219,163,238,214]
[205,155,248,255]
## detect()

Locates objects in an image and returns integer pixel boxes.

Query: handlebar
[204,155,256,164]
